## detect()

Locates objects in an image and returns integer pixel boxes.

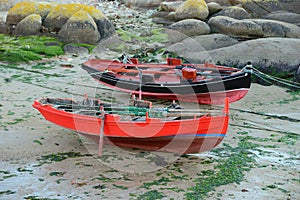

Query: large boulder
[263,11,300,26]
[211,6,250,19]
[14,14,42,36]
[252,19,300,38]
[6,1,54,26]
[177,38,300,78]
[207,2,222,15]
[58,10,101,44]
[208,16,300,39]
[94,14,115,40]
[175,0,209,21]
[208,16,263,38]
[168,19,210,37]
[241,0,300,18]
[167,33,239,53]
[44,3,115,39]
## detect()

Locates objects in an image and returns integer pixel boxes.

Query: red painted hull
[82,58,252,105]
[32,99,229,154]
[99,80,249,105]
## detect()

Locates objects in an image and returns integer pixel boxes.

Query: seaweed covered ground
[0,53,299,199]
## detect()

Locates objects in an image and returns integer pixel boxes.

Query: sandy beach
[0,53,299,199]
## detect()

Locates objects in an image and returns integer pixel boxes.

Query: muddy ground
[0,53,299,200]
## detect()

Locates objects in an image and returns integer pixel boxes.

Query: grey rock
[160,1,183,12]
[167,33,239,54]
[58,11,100,44]
[263,11,300,26]
[208,16,263,38]
[168,19,210,37]
[242,0,300,18]
[211,6,250,20]
[150,11,171,19]
[150,11,176,24]
[14,14,42,36]
[207,2,222,15]
[208,16,300,39]
[152,17,174,25]
[0,21,10,34]
[252,19,300,38]
[63,44,89,55]
[94,17,116,40]
[206,0,233,6]
[92,35,125,54]
[181,38,300,77]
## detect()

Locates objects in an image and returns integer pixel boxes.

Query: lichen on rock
[175,0,209,21]
[14,14,42,36]
[6,1,55,25]
[44,3,106,31]
[58,10,101,44]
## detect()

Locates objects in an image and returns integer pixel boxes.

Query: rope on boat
[252,67,300,90]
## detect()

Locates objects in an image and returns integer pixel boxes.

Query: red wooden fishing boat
[32,96,229,154]
[82,57,252,105]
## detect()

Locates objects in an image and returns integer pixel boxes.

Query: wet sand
[0,54,299,199]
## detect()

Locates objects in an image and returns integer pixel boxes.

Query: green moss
[0,34,64,62]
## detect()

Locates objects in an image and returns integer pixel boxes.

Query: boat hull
[33,100,229,154]
[82,63,251,105]
[81,133,225,154]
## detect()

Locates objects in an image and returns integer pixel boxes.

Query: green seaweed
[0,190,15,195]
[23,196,59,200]
[185,139,257,199]
[31,63,54,70]
[0,170,10,174]
[112,184,128,190]
[17,167,33,172]
[0,174,17,181]
[140,177,171,189]
[49,171,65,176]
[33,140,43,145]
[0,34,64,62]
[36,152,92,166]
[137,190,165,200]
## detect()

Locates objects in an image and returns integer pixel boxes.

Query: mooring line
[252,68,300,90]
